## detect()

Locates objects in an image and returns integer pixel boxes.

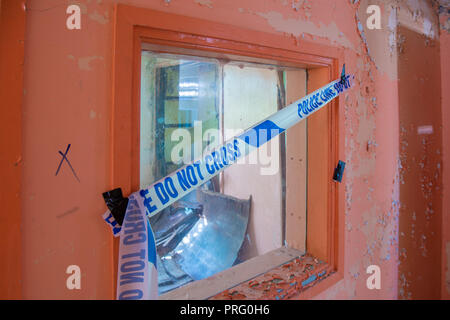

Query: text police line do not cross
[137,73,354,220]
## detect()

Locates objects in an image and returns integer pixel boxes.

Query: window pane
[222,63,283,261]
[140,51,307,295]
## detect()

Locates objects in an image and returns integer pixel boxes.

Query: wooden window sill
[159,247,333,300]
[210,252,333,300]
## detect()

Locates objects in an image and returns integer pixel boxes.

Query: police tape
[103,71,353,300]
[104,73,354,235]
[113,193,158,299]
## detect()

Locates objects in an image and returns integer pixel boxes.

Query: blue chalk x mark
[55,144,80,182]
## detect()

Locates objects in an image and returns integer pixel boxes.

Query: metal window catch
[102,188,129,226]
[333,160,346,183]
[340,64,346,84]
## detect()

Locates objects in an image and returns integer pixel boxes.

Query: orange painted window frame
[111,4,345,299]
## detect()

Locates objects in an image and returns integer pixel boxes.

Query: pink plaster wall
[21,0,448,299]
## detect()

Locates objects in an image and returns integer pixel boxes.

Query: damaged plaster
[89,10,109,24]
[256,11,355,49]
[78,56,104,71]
[194,0,213,9]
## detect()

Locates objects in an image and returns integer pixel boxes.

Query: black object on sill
[102,188,129,226]
[333,160,346,183]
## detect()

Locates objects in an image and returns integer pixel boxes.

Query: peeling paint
[89,10,109,24]
[355,10,376,67]
[423,18,435,38]
[256,11,355,49]
[439,3,450,32]
[388,6,398,55]
[211,254,328,300]
[397,0,440,39]
[194,0,213,9]
[78,56,104,71]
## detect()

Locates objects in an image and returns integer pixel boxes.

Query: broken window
[140,50,307,295]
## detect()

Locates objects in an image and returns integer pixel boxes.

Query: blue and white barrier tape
[105,74,354,232]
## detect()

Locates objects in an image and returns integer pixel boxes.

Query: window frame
[111,3,344,299]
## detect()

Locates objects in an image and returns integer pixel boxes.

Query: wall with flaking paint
[20,0,448,299]
[397,24,442,299]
